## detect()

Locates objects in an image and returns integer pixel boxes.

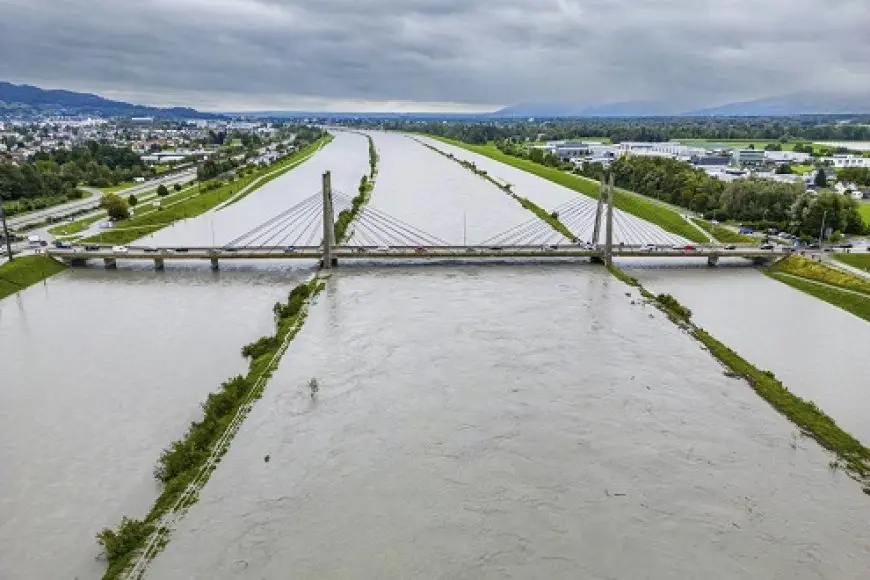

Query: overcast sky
[1,0,869,112]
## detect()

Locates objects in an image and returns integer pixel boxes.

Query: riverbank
[691,218,755,244]
[335,135,377,242]
[607,264,870,481]
[767,255,870,322]
[0,255,67,300]
[428,136,706,243]
[414,137,575,240]
[79,136,331,246]
[98,275,327,579]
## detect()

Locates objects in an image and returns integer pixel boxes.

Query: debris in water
[863,486,870,496]
[308,377,319,398]
[264,455,270,463]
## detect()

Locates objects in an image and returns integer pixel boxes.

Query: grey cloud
[1,0,869,111]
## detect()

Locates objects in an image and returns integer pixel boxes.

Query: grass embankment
[415,138,575,240]
[691,218,756,244]
[97,278,326,579]
[220,136,332,209]
[770,255,870,295]
[835,253,870,274]
[430,136,706,243]
[335,135,377,243]
[79,137,330,245]
[859,203,870,227]
[49,212,108,236]
[0,255,67,300]
[768,272,870,323]
[607,264,870,479]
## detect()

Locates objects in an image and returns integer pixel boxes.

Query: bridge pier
[103,257,117,269]
[154,258,164,270]
[707,255,719,267]
[321,170,336,269]
[603,173,615,267]
[210,257,219,271]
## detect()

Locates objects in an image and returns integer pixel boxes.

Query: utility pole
[818,209,827,249]
[1,192,14,261]
[463,212,467,247]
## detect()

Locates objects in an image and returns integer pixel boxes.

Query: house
[821,155,870,168]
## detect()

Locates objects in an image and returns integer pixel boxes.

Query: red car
[683,245,696,252]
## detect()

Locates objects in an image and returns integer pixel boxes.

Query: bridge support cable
[224,192,322,247]
[262,201,325,250]
[348,207,451,247]
[246,198,323,249]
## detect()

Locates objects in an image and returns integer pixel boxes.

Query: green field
[0,255,67,300]
[432,137,706,243]
[859,202,870,226]
[79,137,329,245]
[677,139,805,151]
[49,212,108,236]
[834,253,870,273]
[691,218,756,244]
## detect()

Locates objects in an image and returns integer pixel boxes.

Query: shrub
[156,184,169,197]
[241,335,278,359]
[656,293,692,321]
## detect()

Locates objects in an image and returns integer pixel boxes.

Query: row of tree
[364,118,870,146]
[579,157,866,236]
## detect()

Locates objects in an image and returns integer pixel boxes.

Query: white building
[821,155,870,168]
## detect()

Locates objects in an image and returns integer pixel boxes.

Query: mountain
[493,100,683,118]
[0,81,218,119]
[686,92,870,116]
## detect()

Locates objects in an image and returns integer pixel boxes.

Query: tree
[173,183,182,192]
[156,184,169,197]
[775,164,793,174]
[127,194,138,206]
[100,193,130,221]
[814,169,828,188]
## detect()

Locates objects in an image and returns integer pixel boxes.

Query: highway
[6,169,197,229]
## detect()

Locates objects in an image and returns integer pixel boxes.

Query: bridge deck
[47,245,792,262]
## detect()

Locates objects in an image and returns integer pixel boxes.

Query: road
[6,170,196,230]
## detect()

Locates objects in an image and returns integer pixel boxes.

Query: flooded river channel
[2,131,869,579]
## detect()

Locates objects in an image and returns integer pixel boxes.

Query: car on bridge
[759,243,775,250]
[84,244,100,251]
[724,244,737,250]
[112,245,129,253]
[489,246,504,252]
[642,243,657,252]
[415,246,427,254]
[377,245,390,252]
[284,246,296,253]
[53,240,72,249]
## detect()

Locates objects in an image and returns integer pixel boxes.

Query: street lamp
[0,192,13,261]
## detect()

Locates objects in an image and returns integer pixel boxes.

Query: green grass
[767,272,870,323]
[432,137,707,243]
[692,218,756,244]
[858,202,870,227]
[607,263,870,476]
[49,212,107,236]
[96,182,138,194]
[770,255,870,295]
[792,164,814,175]
[0,255,67,300]
[677,139,805,151]
[834,253,870,273]
[79,137,329,245]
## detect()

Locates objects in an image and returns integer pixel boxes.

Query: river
[143,133,870,579]
[0,132,369,580]
[3,131,869,579]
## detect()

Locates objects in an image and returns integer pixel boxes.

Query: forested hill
[0,81,218,119]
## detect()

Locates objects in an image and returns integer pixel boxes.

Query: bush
[156,184,169,197]
[241,335,278,359]
[97,517,154,565]
[128,194,138,206]
[656,293,692,321]
[99,193,130,221]
[173,183,182,192]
